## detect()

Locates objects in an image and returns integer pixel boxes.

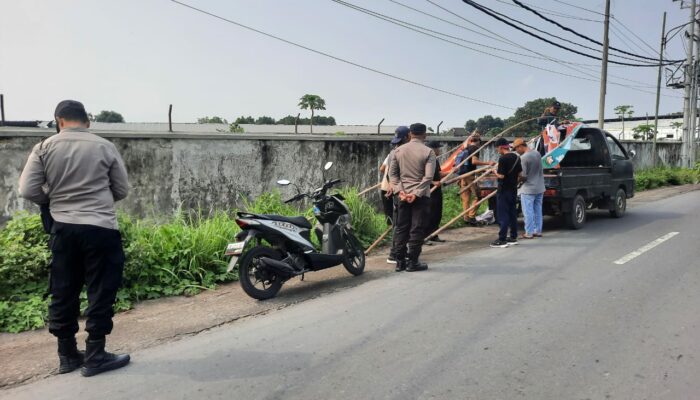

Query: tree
[312,115,336,126]
[505,97,577,137]
[94,110,125,123]
[197,116,227,124]
[464,119,477,133]
[229,122,244,133]
[614,105,634,139]
[276,115,298,125]
[298,94,327,133]
[255,116,276,125]
[632,124,655,140]
[234,116,255,124]
[671,121,683,138]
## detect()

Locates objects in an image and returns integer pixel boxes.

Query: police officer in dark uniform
[19,100,131,377]
[389,123,436,272]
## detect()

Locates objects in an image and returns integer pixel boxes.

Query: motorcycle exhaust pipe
[259,257,297,278]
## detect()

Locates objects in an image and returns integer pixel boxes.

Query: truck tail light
[544,189,557,197]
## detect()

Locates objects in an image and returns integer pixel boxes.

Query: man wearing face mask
[18,100,131,377]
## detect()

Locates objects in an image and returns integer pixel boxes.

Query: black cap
[426,141,441,149]
[391,126,410,144]
[495,137,510,147]
[54,100,89,123]
[552,101,561,108]
[410,123,427,135]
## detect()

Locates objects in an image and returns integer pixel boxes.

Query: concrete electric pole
[681,0,696,168]
[598,0,611,129]
[653,12,667,168]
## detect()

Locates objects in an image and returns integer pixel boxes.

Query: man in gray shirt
[513,138,545,238]
[19,100,130,377]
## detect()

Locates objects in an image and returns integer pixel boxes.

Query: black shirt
[465,145,478,172]
[430,159,442,193]
[497,152,522,192]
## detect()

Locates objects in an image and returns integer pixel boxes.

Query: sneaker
[386,256,398,264]
[406,260,428,272]
[490,240,509,248]
[506,237,519,245]
[430,236,446,243]
[533,233,543,238]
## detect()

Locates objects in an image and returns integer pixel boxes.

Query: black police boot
[406,258,428,272]
[395,258,407,272]
[57,337,84,374]
[81,338,130,377]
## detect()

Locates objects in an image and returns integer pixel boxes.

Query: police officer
[19,100,131,377]
[389,123,435,272]
[425,141,445,243]
[381,126,409,264]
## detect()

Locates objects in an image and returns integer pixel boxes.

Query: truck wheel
[563,194,586,229]
[609,188,627,218]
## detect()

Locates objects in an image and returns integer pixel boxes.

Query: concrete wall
[0,128,689,223]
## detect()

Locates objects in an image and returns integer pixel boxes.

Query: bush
[635,167,700,191]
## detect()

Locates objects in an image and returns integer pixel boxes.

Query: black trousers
[391,196,430,261]
[497,189,518,241]
[380,190,394,225]
[48,222,125,339]
[427,188,443,237]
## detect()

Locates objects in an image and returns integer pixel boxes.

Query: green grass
[635,166,700,191]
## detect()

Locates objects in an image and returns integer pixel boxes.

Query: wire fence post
[168,104,173,132]
[436,121,443,135]
[0,94,5,125]
[295,113,300,134]
[377,118,385,134]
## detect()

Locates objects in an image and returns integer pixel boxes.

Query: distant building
[582,114,683,141]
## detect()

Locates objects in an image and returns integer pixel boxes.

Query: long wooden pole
[424,190,497,241]
[458,170,495,194]
[441,166,487,187]
[364,226,392,255]
[358,183,381,196]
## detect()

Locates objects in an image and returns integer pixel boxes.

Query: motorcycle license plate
[224,241,245,256]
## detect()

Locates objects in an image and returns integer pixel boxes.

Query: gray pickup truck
[479,124,636,229]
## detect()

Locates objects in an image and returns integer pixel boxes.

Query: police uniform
[388,123,435,272]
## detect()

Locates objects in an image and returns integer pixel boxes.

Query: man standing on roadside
[514,138,545,239]
[455,133,496,225]
[490,137,522,248]
[382,126,410,265]
[389,123,435,272]
[18,100,131,377]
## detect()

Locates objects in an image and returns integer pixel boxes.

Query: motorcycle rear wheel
[342,231,365,276]
[239,246,284,300]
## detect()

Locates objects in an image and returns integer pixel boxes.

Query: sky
[0,0,692,129]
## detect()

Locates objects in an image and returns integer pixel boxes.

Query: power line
[423,0,682,98]
[492,0,603,23]
[611,16,661,55]
[548,0,605,16]
[609,23,656,60]
[167,0,513,109]
[509,0,684,64]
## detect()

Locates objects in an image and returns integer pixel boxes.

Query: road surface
[3,190,699,399]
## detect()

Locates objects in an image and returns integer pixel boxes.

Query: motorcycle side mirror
[324,162,334,170]
[629,149,636,159]
[277,179,291,186]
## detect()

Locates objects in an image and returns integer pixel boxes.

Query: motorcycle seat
[260,214,312,229]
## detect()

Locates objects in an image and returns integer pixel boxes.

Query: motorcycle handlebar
[284,194,305,204]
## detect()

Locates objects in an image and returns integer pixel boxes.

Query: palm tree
[298,94,326,134]
[671,121,683,139]
[614,105,633,139]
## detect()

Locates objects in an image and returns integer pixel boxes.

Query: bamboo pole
[438,118,537,186]
[364,226,392,255]
[424,190,497,241]
[442,166,488,187]
[458,170,495,194]
[358,183,381,196]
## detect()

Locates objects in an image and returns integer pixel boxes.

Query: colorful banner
[542,123,583,169]
[440,143,466,174]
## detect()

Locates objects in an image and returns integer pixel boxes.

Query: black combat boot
[405,258,428,272]
[57,337,84,374]
[81,338,130,377]
[395,258,407,272]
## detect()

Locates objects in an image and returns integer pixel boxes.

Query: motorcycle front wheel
[239,246,284,300]
[342,231,365,276]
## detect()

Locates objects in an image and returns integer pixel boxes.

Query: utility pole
[681,0,696,168]
[693,6,700,166]
[653,12,667,168]
[597,0,611,129]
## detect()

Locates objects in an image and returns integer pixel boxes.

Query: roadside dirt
[0,184,697,389]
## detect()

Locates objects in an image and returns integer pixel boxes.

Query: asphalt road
[3,190,699,400]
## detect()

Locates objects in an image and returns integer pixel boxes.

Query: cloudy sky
[0,0,692,128]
